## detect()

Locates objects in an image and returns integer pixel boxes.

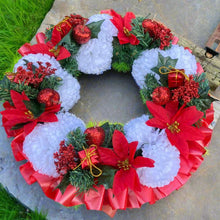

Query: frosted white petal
[54,69,80,111]
[124,115,180,188]
[14,54,61,71]
[87,14,118,42]
[23,113,86,177]
[136,133,180,188]
[76,39,113,74]
[132,45,197,88]
[124,115,156,150]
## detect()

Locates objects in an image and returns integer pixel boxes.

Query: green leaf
[97,166,117,189]
[11,122,29,130]
[23,100,45,118]
[151,52,178,86]
[87,20,104,39]
[56,173,70,194]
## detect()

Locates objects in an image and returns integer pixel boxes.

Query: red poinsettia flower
[146,101,205,157]
[98,130,154,195]
[0,90,60,137]
[102,9,139,45]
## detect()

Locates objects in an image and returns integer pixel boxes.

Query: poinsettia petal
[177,106,203,125]
[97,147,118,167]
[133,156,154,168]
[37,112,58,122]
[146,117,167,129]
[129,34,140,45]
[1,109,32,123]
[146,101,172,123]
[113,168,141,195]
[110,11,124,31]
[3,101,14,109]
[165,101,179,118]
[179,124,205,141]
[117,31,130,44]
[166,129,189,157]
[10,90,29,110]
[128,141,138,163]
[112,130,129,159]
[124,12,136,31]
[24,121,37,136]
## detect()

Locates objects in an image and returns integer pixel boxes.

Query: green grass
[0,184,47,219]
[0,0,55,79]
[0,0,54,218]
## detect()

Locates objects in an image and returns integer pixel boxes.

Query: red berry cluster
[142,19,173,49]
[68,14,89,27]
[172,75,200,103]
[14,61,56,87]
[54,140,77,176]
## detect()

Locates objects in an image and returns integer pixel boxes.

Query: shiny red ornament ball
[152,87,171,105]
[37,88,60,107]
[84,127,105,146]
[142,19,156,37]
[72,24,91,44]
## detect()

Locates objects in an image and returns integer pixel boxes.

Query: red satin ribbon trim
[18,33,71,60]
[9,104,214,217]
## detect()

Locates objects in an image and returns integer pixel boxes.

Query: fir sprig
[39,76,62,90]
[140,74,161,103]
[67,128,88,152]
[0,76,38,102]
[187,73,215,115]
[69,168,95,193]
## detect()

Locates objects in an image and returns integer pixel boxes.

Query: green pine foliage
[188,73,215,114]
[69,168,95,193]
[140,74,160,103]
[131,17,153,49]
[111,38,143,72]
[0,76,38,102]
[67,128,88,152]
[39,76,62,90]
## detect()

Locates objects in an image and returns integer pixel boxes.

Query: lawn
[0,0,54,218]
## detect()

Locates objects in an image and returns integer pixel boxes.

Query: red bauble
[142,19,156,37]
[72,24,91,44]
[84,127,105,146]
[37,88,60,107]
[152,87,171,105]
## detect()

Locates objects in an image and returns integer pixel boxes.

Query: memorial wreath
[0,10,215,217]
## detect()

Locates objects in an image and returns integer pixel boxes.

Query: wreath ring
[0,10,214,217]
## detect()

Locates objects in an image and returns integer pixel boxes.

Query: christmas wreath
[0,10,215,217]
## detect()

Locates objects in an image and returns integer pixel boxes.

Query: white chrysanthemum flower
[76,39,113,74]
[124,115,180,188]
[23,113,86,178]
[54,69,80,111]
[13,54,61,71]
[87,14,118,42]
[124,115,157,150]
[76,14,117,75]
[13,53,80,111]
[132,45,197,88]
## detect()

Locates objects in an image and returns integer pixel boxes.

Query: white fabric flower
[86,14,118,42]
[76,39,113,74]
[13,54,61,71]
[54,69,80,112]
[132,45,197,88]
[76,14,117,75]
[13,53,80,111]
[23,113,86,178]
[124,115,180,188]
